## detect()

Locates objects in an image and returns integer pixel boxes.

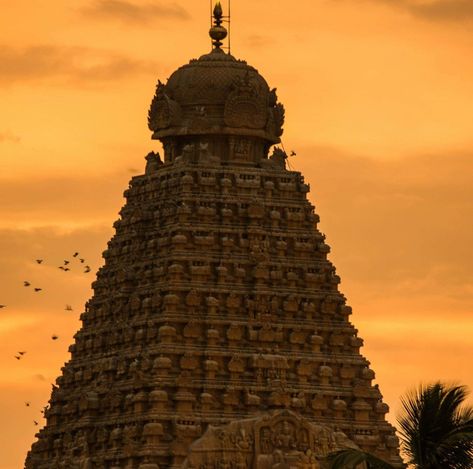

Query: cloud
[410,0,473,22]
[80,0,190,24]
[0,172,132,228]
[0,131,21,143]
[296,145,473,311]
[245,35,275,48]
[337,0,473,23]
[0,45,159,86]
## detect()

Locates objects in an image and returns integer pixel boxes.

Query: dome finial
[209,1,228,50]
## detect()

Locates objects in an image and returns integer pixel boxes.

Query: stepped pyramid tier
[25,5,404,469]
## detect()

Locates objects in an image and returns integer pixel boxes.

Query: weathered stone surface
[25,7,404,469]
[182,409,359,469]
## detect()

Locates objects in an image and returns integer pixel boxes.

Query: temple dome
[148,48,285,144]
[167,50,266,105]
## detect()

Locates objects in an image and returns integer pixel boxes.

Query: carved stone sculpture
[25,5,404,469]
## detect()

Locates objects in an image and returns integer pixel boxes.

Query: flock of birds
[0,251,92,426]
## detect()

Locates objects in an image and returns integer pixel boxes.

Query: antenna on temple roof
[209,0,231,53]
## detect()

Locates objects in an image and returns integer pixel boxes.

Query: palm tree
[398,382,473,469]
[328,382,473,469]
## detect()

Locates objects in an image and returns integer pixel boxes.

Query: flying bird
[36,259,43,264]
[84,266,91,273]
[24,281,31,287]
[34,288,42,292]
[73,252,79,258]
[18,351,26,356]
[0,305,6,309]
[64,268,70,272]
[33,421,38,426]
[14,355,21,360]
[65,305,73,311]
[290,150,297,156]
[51,334,59,340]
[63,260,70,265]
[79,258,85,264]
[25,402,30,407]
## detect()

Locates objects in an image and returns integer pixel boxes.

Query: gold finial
[209,1,228,50]
[214,1,223,18]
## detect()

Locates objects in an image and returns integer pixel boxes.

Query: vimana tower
[26,4,404,469]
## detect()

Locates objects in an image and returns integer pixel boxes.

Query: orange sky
[1,1,473,467]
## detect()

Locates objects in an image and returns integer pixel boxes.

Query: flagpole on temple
[228,0,231,53]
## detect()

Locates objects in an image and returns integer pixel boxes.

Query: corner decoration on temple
[25,2,405,469]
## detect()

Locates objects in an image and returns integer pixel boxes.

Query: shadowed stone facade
[25,6,404,469]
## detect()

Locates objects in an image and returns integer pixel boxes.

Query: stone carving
[182,410,360,468]
[267,147,287,169]
[25,12,403,469]
[224,75,268,129]
[145,151,163,174]
[148,80,182,131]
[233,137,252,160]
[266,89,286,138]
[176,144,195,164]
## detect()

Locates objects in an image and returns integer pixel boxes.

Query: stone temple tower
[25,4,404,469]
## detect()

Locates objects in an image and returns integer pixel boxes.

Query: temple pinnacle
[209,1,227,50]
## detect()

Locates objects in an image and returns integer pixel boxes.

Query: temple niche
[25,4,404,469]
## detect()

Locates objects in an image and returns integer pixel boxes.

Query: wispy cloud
[0,45,158,86]
[298,145,473,308]
[245,35,275,49]
[0,131,21,143]
[0,172,132,228]
[410,0,473,22]
[337,0,473,23]
[80,0,190,24]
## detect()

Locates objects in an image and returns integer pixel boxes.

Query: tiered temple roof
[25,5,404,469]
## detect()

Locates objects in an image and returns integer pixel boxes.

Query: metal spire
[209,1,231,52]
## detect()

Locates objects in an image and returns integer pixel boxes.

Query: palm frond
[397,381,473,469]
[327,448,395,469]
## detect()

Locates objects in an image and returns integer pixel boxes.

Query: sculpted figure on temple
[291,391,306,409]
[226,324,243,342]
[228,354,245,373]
[245,389,261,406]
[268,147,287,169]
[178,144,195,164]
[145,151,162,174]
[269,389,290,408]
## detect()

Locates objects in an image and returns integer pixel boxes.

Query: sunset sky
[1,1,473,467]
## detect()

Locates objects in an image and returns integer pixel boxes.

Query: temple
[25,4,404,468]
